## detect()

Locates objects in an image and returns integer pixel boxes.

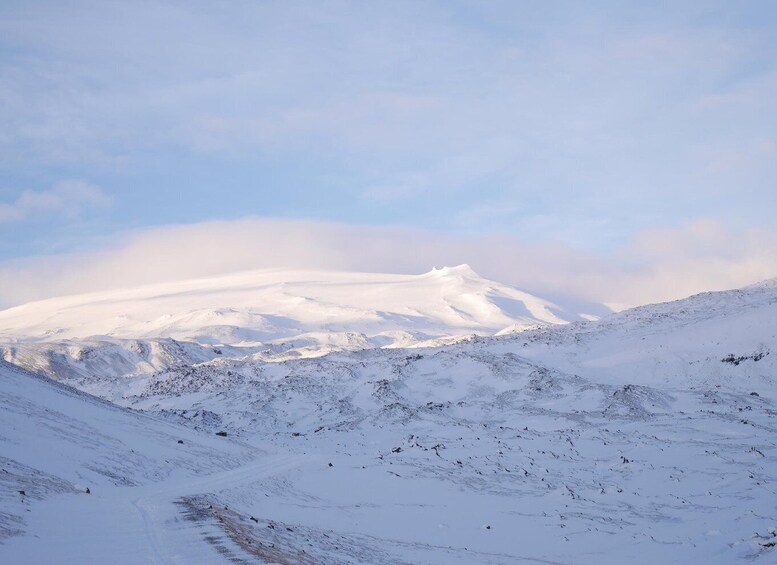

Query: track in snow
[2,454,309,564]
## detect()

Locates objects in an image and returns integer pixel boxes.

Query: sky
[1,1,777,308]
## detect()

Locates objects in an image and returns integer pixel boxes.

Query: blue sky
[1,1,777,306]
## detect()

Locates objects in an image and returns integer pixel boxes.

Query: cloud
[1,1,775,242]
[0,217,774,310]
[0,4,776,301]
[0,180,111,224]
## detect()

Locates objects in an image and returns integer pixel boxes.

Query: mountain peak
[427,264,479,278]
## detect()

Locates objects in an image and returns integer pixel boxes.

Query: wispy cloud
[1,2,775,244]
[0,180,110,224]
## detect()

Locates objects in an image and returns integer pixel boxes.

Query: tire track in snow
[131,497,174,565]
[130,453,310,564]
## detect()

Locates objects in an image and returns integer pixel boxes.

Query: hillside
[0,360,294,563]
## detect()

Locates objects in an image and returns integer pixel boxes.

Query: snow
[2,269,777,563]
[0,360,274,563]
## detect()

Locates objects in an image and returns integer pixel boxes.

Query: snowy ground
[1,272,776,563]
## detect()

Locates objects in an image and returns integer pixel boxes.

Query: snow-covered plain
[1,268,776,563]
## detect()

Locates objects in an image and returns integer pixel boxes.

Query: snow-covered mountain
[0,265,608,382]
[2,275,776,563]
[0,265,605,345]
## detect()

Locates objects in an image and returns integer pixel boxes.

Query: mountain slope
[501,276,777,389]
[0,360,314,563]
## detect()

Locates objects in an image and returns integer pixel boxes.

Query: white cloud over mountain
[0,217,774,310]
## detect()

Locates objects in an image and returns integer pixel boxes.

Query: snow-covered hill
[2,276,777,563]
